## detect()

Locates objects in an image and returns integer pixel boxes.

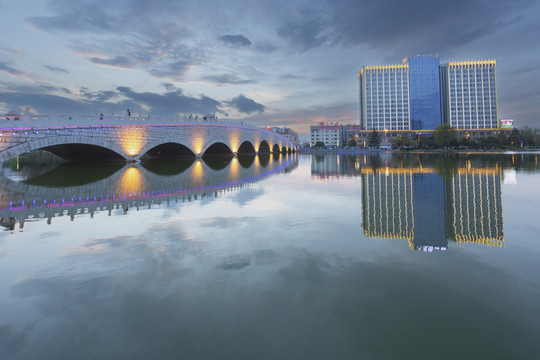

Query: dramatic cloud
[28,1,202,80]
[115,86,222,114]
[218,34,252,47]
[0,85,224,115]
[226,95,265,114]
[0,91,94,114]
[0,0,536,128]
[326,0,533,54]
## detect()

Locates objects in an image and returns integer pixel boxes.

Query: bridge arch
[43,143,126,161]
[272,144,280,153]
[258,140,270,153]
[144,142,195,158]
[203,141,233,156]
[237,140,256,155]
[139,139,195,159]
[0,136,127,162]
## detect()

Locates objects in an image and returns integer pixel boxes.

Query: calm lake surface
[1,152,539,359]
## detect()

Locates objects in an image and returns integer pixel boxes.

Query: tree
[392,134,414,148]
[368,130,381,147]
[314,141,325,148]
[434,124,457,147]
[508,128,521,147]
[520,128,537,146]
[347,139,357,147]
[479,136,499,148]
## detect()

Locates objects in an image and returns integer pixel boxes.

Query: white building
[271,127,299,147]
[310,123,342,147]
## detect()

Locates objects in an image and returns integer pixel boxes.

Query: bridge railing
[0,113,297,147]
[0,113,263,131]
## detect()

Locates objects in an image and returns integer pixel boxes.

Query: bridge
[0,112,296,162]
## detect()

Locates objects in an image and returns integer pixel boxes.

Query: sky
[0,0,539,136]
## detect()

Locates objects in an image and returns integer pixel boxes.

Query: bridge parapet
[0,113,260,131]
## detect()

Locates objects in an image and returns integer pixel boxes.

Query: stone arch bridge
[0,115,296,162]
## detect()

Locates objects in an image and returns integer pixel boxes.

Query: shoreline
[297,148,540,155]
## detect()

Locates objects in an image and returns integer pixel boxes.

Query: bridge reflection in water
[0,153,298,229]
[311,153,540,252]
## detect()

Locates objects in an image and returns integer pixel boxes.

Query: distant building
[357,54,501,136]
[270,127,299,147]
[310,123,343,147]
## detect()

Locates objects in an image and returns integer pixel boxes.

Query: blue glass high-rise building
[358,54,499,132]
[406,54,443,130]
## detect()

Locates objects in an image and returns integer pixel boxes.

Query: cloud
[148,60,194,79]
[28,1,202,80]
[43,65,69,74]
[0,47,24,55]
[88,56,137,69]
[79,88,119,102]
[115,86,222,114]
[218,34,252,47]
[326,0,533,54]
[277,19,328,52]
[226,95,265,114]
[0,60,27,77]
[0,91,94,113]
[0,84,224,115]
[162,83,176,91]
[202,74,255,85]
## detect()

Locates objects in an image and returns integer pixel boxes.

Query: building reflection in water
[311,154,363,180]
[310,153,526,252]
[362,166,503,251]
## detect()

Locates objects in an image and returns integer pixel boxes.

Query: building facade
[271,127,300,147]
[358,54,500,132]
[358,64,410,131]
[441,60,498,129]
[407,54,443,130]
[310,123,343,147]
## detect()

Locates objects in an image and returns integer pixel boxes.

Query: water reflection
[312,153,540,251]
[140,158,195,175]
[0,154,298,229]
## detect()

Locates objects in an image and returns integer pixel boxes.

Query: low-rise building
[271,127,299,147]
[310,123,342,147]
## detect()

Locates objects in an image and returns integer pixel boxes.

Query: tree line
[311,126,539,149]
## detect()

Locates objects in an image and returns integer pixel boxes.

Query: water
[1,152,539,359]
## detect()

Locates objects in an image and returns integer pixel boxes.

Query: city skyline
[1,0,539,136]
